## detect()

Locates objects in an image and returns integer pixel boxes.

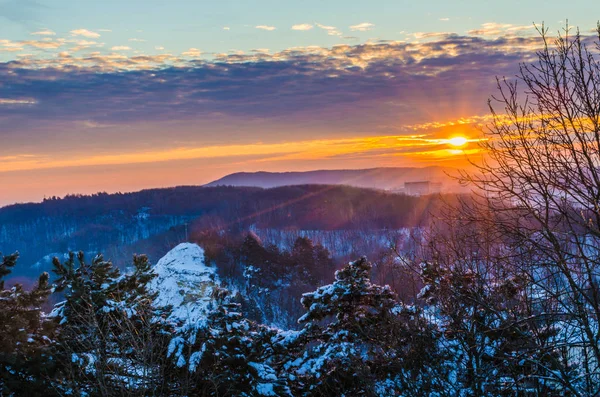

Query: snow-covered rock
[150,243,219,329]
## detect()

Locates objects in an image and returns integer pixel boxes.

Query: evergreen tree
[291,237,316,284]
[51,252,172,395]
[0,252,55,396]
[288,257,444,396]
[172,287,292,396]
[105,255,175,394]
[312,243,335,285]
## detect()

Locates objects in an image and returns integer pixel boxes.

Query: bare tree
[459,23,600,395]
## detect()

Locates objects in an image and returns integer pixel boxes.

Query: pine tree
[51,252,172,395]
[106,255,175,394]
[289,257,444,396]
[0,252,55,396]
[241,232,273,286]
[51,251,118,394]
[172,287,292,396]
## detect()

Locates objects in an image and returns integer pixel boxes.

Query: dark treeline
[193,228,422,328]
[1,185,450,229]
[200,231,338,328]
[0,185,458,278]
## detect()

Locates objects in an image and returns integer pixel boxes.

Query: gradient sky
[0,0,598,205]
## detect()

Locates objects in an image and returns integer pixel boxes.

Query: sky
[0,0,599,205]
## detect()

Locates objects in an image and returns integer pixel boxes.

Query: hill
[205,167,462,191]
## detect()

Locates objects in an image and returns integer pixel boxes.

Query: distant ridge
[205,166,462,191]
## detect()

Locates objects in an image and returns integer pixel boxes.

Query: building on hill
[403,181,442,196]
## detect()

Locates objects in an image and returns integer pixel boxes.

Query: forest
[0,184,451,279]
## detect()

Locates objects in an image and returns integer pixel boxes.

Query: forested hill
[0,185,457,278]
[205,166,462,191]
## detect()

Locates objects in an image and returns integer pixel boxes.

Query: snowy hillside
[150,243,220,329]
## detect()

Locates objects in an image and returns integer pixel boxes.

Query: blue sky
[1,0,597,61]
[0,0,599,205]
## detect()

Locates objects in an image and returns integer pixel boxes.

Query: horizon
[0,164,460,207]
[1,0,598,205]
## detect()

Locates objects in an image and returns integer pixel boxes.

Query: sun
[447,136,468,147]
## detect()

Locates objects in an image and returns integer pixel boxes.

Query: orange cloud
[0,131,484,174]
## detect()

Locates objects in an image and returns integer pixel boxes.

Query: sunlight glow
[0,134,479,173]
[447,136,468,147]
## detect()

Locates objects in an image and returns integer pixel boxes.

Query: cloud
[21,39,63,49]
[349,22,374,32]
[0,132,481,174]
[129,38,146,42]
[111,46,131,51]
[467,23,534,37]
[72,40,98,45]
[68,39,101,52]
[223,26,230,31]
[0,98,37,105]
[439,18,450,21]
[292,24,313,31]
[0,32,557,157]
[155,46,165,50]
[316,23,342,37]
[412,32,455,41]
[70,29,101,38]
[255,25,276,31]
[0,39,24,52]
[80,120,116,129]
[182,48,202,57]
[31,29,55,36]
[2,32,548,73]
[0,38,66,51]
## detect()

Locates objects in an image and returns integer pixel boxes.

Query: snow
[255,382,277,396]
[249,362,278,381]
[248,362,282,396]
[149,243,220,330]
[188,346,205,372]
